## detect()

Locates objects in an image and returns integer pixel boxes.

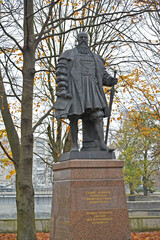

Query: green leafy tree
[113,106,160,195]
[113,119,141,194]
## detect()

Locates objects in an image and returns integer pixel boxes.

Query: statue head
[77,32,88,46]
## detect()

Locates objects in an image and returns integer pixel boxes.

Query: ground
[0,232,160,239]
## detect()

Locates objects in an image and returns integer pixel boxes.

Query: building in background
[0,138,53,192]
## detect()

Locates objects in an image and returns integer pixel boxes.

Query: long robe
[54,47,112,119]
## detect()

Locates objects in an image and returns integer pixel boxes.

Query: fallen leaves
[0,233,49,240]
[0,232,160,239]
[131,232,160,240]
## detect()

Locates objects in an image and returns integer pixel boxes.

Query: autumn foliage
[132,231,160,240]
[0,233,49,240]
[0,232,160,240]
[0,0,160,239]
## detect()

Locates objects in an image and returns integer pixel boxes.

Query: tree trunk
[143,176,148,196]
[0,71,20,170]
[129,182,134,195]
[143,150,148,196]
[16,0,36,239]
[16,56,36,240]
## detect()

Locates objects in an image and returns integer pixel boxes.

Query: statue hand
[112,77,118,85]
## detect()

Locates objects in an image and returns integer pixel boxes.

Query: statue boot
[94,117,114,152]
[69,117,79,151]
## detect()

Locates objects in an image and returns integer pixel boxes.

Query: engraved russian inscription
[86,190,112,204]
[86,211,113,224]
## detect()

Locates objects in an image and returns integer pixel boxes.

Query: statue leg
[90,110,113,151]
[94,117,108,151]
[69,116,79,151]
[81,114,99,151]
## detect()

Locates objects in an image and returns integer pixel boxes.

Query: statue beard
[77,41,90,54]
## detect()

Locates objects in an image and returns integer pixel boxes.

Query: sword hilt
[114,70,117,78]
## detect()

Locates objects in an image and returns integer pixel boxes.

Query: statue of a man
[54,32,118,152]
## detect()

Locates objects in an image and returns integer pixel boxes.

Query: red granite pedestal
[50,158,131,240]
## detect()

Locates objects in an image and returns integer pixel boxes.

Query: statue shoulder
[93,52,105,64]
[59,47,76,60]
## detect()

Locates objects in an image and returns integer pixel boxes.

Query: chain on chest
[79,53,95,72]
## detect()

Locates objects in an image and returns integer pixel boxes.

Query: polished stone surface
[50,159,131,240]
[59,151,116,161]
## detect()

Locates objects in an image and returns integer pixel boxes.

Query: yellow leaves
[3,161,9,167]
[121,74,129,80]
[0,129,7,138]
[6,169,16,180]
[117,116,122,121]
[73,12,79,16]
[104,86,110,93]
[105,58,109,66]
[79,19,83,25]
[6,175,11,180]
[37,102,40,108]
[66,126,70,133]
[126,107,160,140]
[6,49,11,53]
[142,131,150,136]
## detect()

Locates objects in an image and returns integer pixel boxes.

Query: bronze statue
[54,32,118,152]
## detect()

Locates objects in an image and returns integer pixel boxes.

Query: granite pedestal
[50,153,131,240]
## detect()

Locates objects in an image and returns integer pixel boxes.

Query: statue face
[77,32,88,46]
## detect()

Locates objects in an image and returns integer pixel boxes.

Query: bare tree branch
[34,0,60,49]
[0,23,23,51]
[33,152,53,167]
[32,107,53,132]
